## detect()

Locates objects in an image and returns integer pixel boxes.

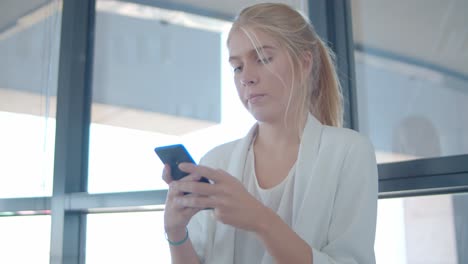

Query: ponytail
[309,38,343,127]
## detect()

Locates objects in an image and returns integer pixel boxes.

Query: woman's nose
[240,66,258,86]
[240,78,257,86]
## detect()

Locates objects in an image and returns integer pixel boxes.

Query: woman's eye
[233,66,242,73]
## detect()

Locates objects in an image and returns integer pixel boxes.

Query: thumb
[162,164,173,184]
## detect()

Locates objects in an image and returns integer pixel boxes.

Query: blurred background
[0,0,467,263]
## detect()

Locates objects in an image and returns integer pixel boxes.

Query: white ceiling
[128,0,468,78]
[0,0,49,31]
[153,0,468,77]
[0,0,466,79]
[158,0,308,17]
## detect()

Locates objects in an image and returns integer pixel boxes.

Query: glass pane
[351,0,468,163]
[0,1,61,197]
[88,1,255,193]
[0,215,51,264]
[86,211,169,264]
[88,1,308,193]
[375,193,468,264]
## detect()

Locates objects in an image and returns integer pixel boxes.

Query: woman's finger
[166,181,183,200]
[173,180,219,196]
[175,195,219,209]
[179,163,226,183]
[162,164,172,184]
[178,173,202,182]
[167,173,204,200]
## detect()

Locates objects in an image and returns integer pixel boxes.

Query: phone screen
[154,144,209,183]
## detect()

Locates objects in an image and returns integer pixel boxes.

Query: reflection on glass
[0,215,51,264]
[86,211,169,264]
[375,193,468,264]
[88,1,255,193]
[0,1,61,197]
[351,0,468,163]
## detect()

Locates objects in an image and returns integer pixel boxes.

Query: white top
[188,114,378,264]
[233,140,296,264]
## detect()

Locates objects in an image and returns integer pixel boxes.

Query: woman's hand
[162,164,203,236]
[171,163,270,233]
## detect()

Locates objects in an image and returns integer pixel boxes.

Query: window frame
[0,1,467,263]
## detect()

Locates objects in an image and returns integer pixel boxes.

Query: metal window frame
[378,154,468,198]
[309,0,468,199]
[49,0,95,263]
[309,0,358,130]
[0,1,467,264]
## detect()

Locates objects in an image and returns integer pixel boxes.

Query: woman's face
[227,28,298,124]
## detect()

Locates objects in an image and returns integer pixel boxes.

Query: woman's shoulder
[320,125,375,154]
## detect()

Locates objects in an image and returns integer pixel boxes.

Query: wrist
[254,205,276,237]
[165,227,187,241]
[165,227,189,246]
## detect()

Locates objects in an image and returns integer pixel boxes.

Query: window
[375,193,468,263]
[86,211,169,264]
[0,0,61,198]
[5,1,465,263]
[0,215,51,264]
[351,0,468,163]
[351,0,468,263]
[87,1,254,194]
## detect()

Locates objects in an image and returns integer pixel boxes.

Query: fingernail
[178,162,193,170]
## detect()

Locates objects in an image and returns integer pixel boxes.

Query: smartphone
[154,144,209,183]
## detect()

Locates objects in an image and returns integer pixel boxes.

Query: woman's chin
[249,109,280,124]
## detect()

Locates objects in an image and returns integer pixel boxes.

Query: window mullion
[50,0,95,264]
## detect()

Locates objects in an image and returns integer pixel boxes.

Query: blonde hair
[229,3,343,127]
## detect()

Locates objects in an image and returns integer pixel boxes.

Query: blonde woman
[163,3,377,264]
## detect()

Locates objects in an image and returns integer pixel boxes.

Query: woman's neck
[254,115,307,153]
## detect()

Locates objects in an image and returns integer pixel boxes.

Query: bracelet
[165,227,189,246]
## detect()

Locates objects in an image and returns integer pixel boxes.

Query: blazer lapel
[292,114,323,226]
[207,124,258,264]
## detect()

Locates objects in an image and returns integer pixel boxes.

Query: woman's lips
[248,94,266,104]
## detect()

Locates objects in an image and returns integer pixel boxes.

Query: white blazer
[188,114,378,264]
